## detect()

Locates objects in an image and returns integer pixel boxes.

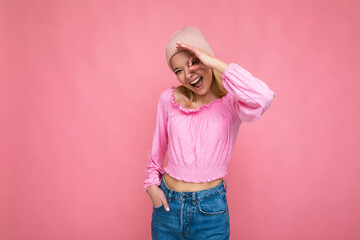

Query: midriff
[163,172,223,192]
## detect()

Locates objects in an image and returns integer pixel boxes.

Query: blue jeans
[151,176,230,240]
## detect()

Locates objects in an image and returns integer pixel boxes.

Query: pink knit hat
[166,26,215,70]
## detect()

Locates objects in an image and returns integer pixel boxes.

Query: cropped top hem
[164,164,228,183]
[170,85,230,113]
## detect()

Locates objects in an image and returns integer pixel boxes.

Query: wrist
[211,58,229,74]
[147,184,158,193]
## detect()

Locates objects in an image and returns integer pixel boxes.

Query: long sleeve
[143,90,169,191]
[222,63,276,122]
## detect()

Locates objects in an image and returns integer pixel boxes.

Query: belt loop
[168,190,172,203]
[192,192,196,206]
[222,179,227,192]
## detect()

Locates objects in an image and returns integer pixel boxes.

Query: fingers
[188,55,195,67]
[176,42,212,58]
[161,196,170,212]
[159,191,170,211]
[176,42,215,70]
[149,187,170,211]
[151,194,162,208]
[153,199,162,208]
[189,64,201,72]
[176,42,198,55]
[147,185,162,207]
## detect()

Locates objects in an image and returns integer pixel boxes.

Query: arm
[218,61,276,122]
[143,90,169,191]
[174,42,275,122]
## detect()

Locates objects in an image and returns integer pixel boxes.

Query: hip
[151,176,230,239]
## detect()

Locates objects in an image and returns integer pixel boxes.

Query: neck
[195,90,217,105]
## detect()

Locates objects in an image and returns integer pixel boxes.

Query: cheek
[177,75,185,83]
[204,73,213,82]
[199,69,211,78]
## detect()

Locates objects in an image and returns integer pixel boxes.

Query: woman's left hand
[175,42,217,69]
[175,41,229,74]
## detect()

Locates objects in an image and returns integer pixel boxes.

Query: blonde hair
[174,69,228,106]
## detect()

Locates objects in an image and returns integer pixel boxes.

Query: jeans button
[182,195,187,199]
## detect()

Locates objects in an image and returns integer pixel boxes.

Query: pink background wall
[1,0,359,239]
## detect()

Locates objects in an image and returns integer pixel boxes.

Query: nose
[184,67,194,81]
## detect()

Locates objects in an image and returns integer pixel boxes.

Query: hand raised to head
[175,41,217,71]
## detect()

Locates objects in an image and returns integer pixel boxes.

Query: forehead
[170,51,192,70]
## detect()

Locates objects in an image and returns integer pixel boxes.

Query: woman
[143,26,276,239]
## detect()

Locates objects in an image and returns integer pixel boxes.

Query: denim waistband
[160,175,227,202]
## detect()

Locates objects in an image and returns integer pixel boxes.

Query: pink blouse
[143,63,276,191]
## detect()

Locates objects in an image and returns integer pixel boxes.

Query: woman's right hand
[146,184,170,211]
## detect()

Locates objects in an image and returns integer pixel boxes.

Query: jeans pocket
[197,191,227,215]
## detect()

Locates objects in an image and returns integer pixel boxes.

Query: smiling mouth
[190,76,203,89]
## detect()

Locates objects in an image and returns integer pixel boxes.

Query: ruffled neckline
[170,85,229,113]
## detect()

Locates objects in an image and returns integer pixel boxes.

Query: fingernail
[166,207,170,211]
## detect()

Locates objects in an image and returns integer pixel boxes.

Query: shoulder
[156,87,175,111]
[159,86,186,104]
[159,87,173,102]
[172,86,189,105]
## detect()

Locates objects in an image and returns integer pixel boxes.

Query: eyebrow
[173,62,188,72]
[172,55,193,72]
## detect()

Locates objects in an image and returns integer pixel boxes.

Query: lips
[189,76,201,85]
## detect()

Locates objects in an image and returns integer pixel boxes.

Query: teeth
[190,77,201,85]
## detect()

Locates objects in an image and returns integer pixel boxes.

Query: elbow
[237,93,275,122]
[260,90,276,114]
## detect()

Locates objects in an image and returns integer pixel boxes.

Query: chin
[194,85,210,95]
